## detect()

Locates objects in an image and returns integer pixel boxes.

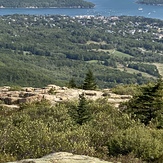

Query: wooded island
[0,0,95,8]
[137,0,163,5]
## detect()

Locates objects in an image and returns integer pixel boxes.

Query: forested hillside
[0,15,162,88]
[0,0,94,8]
[137,0,163,5]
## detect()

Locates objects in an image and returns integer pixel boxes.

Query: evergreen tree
[68,78,77,88]
[76,93,92,125]
[124,78,163,126]
[83,69,97,90]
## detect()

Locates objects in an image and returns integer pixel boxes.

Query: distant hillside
[137,0,163,5]
[0,0,95,8]
[0,15,162,88]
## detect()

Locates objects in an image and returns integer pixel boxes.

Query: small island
[0,0,95,8]
[137,0,163,5]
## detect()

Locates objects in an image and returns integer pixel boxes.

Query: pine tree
[68,78,77,88]
[76,93,92,125]
[83,69,97,90]
[125,78,163,126]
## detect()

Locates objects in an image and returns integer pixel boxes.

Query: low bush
[0,98,162,162]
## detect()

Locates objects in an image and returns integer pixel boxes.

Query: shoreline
[0,6,95,9]
[138,3,163,6]
[136,1,163,6]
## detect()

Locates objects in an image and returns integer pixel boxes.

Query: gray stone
[7,152,113,163]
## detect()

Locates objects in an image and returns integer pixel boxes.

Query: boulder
[120,95,132,99]
[25,95,43,103]
[61,86,68,90]
[10,91,20,97]
[85,91,97,96]
[0,86,10,92]
[23,93,36,98]
[0,104,19,109]
[47,84,60,90]
[43,94,55,102]
[21,87,34,92]
[7,152,113,163]
[4,97,19,105]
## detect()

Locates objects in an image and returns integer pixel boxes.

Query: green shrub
[48,88,56,95]
[4,119,53,159]
[0,153,17,163]
[107,126,163,162]
[9,85,22,91]
[121,79,163,126]
[0,99,162,162]
[112,84,139,95]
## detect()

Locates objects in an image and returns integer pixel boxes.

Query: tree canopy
[0,15,162,88]
[82,69,97,90]
[122,78,163,127]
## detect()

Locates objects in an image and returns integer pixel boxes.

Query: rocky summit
[0,84,131,109]
[7,152,114,163]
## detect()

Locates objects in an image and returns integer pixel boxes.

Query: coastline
[0,6,95,9]
[138,3,163,6]
[136,1,163,6]
[0,0,162,20]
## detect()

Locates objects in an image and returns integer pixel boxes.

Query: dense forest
[0,0,94,8]
[0,79,163,163]
[0,15,162,88]
[137,0,163,5]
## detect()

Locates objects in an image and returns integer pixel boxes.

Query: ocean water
[0,0,162,19]
[89,0,163,19]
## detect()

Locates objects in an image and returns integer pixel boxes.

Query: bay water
[0,0,162,19]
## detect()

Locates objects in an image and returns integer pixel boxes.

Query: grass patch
[90,49,110,53]
[86,41,107,45]
[117,66,156,78]
[109,50,133,58]
[86,60,99,63]
[153,63,163,77]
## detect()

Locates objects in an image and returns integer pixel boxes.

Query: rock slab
[7,152,113,163]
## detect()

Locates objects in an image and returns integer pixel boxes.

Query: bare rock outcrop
[0,85,132,109]
[7,152,113,163]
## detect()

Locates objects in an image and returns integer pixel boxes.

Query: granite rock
[7,152,114,163]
